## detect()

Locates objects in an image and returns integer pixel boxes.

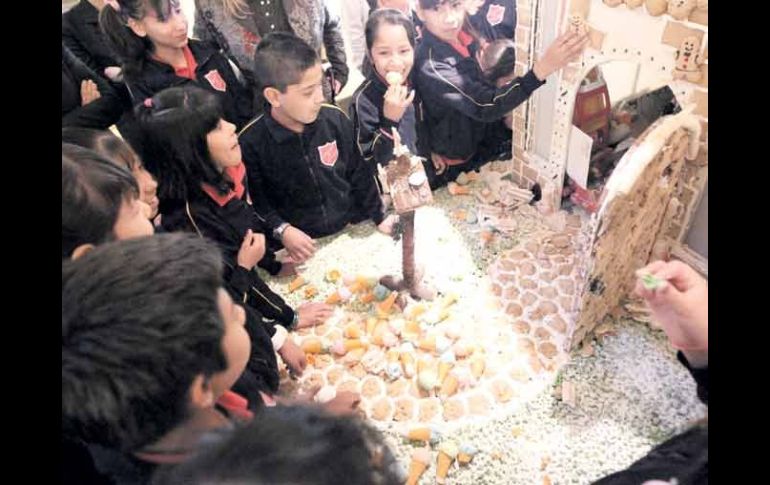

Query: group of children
[62,0,587,483]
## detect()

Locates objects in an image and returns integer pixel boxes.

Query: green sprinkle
[641,273,664,290]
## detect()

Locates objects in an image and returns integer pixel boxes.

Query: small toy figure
[673,35,704,83]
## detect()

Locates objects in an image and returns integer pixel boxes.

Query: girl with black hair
[350,9,433,191]
[99,0,254,129]
[136,86,333,386]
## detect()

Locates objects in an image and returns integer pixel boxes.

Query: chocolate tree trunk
[402,211,415,289]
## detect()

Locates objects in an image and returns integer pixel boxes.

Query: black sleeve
[231,304,282,402]
[352,87,398,170]
[227,264,254,301]
[677,351,708,406]
[323,6,349,89]
[340,110,385,225]
[418,56,545,122]
[241,128,287,231]
[256,248,282,276]
[62,16,100,74]
[123,73,154,107]
[414,96,431,157]
[225,262,294,329]
[61,46,125,129]
[244,269,295,327]
[179,200,289,314]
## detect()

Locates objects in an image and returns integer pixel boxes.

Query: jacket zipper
[299,134,330,234]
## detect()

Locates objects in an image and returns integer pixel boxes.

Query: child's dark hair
[99,0,180,77]
[62,233,228,452]
[135,86,229,201]
[252,32,320,92]
[480,39,517,84]
[417,0,464,10]
[365,8,417,51]
[151,405,404,485]
[62,143,139,258]
[62,127,143,172]
[417,0,479,43]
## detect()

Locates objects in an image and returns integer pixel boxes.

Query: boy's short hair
[62,143,139,258]
[62,233,228,452]
[151,405,404,485]
[252,32,320,92]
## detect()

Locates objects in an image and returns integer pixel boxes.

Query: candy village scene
[275,1,708,483]
[63,0,708,483]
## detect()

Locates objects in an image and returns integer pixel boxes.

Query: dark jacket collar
[143,39,215,75]
[419,28,479,61]
[264,108,317,144]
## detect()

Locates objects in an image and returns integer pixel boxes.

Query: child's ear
[263,87,282,108]
[126,18,147,38]
[189,374,215,409]
[70,244,96,261]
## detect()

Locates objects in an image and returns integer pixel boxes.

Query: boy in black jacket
[413,0,587,184]
[240,33,397,264]
[62,234,256,484]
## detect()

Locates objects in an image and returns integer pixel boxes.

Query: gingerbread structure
[280,0,708,444]
[505,0,708,348]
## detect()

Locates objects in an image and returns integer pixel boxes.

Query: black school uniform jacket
[468,0,517,42]
[160,163,296,329]
[349,72,425,173]
[62,0,119,74]
[414,29,544,161]
[62,44,124,129]
[240,105,385,238]
[123,40,254,130]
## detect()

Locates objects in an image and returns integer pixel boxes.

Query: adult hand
[635,260,708,357]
